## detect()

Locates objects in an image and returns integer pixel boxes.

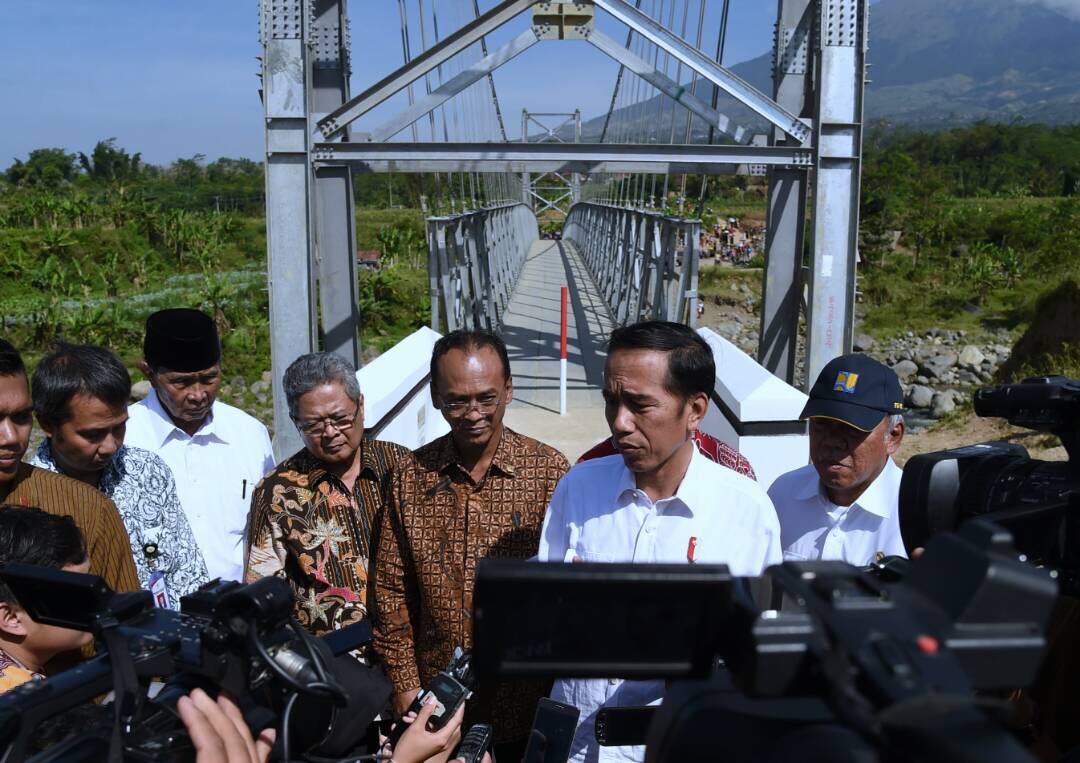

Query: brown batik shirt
[373,427,569,743]
[244,440,408,635]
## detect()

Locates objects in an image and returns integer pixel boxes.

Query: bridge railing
[427,202,538,333]
[563,202,700,327]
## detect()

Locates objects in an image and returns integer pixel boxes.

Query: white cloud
[1018,0,1080,21]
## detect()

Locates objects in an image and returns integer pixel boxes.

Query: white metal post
[805,0,869,388]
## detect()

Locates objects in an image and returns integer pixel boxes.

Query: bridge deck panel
[501,239,615,462]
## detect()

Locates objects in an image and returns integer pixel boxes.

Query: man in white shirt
[537,321,781,763]
[125,309,275,582]
[768,353,908,566]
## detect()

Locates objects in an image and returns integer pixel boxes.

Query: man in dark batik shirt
[245,352,407,635]
[374,330,569,761]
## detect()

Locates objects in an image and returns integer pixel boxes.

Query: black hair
[430,329,511,386]
[606,321,715,400]
[0,506,88,604]
[31,342,132,428]
[0,339,25,378]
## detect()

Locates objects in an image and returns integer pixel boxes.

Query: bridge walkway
[501,239,615,462]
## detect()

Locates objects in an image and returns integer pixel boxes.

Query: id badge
[148,570,170,609]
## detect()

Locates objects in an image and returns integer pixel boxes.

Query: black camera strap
[98,617,145,763]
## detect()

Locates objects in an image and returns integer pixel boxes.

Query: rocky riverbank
[700,282,1015,429]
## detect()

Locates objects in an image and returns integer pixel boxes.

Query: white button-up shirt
[767,459,907,565]
[125,392,276,582]
[537,447,782,763]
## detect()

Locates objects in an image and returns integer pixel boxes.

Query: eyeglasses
[441,393,502,416]
[294,402,360,436]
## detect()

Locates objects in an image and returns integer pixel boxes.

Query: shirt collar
[32,440,127,488]
[145,390,227,445]
[815,458,901,518]
[435,427,519,482]
[794,467,823,501]
[617,440,702,516]
[300,441,382,487]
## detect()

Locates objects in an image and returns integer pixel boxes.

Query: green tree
[78,139,142,182]
[4,148,77,188]
[170,154,207,183]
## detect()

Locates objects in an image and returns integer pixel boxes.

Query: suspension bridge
[260,0,866,475]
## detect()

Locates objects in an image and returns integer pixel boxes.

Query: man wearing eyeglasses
[373,329,569,761]
[244,352,408,636]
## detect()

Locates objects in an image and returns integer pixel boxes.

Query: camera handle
[97,617,144,763]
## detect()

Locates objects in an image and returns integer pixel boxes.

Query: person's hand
[394,687,423,717]
[390,694,465,763]
[176,688,276,763]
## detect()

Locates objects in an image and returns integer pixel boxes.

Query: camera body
[900,376,1080,591]
[0,568,385,762]
[473,518,1058,763]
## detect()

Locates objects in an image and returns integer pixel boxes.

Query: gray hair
[283,352,362,419]
[885,413,904,443]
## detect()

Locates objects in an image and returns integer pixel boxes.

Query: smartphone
[523,697,580,763]
[386,672,472,748]
[453,723,493,763]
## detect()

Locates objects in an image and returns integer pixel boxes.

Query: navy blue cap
[800,353,905,432]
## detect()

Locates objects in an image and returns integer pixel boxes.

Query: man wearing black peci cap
[767,353,907,565]
[125,309,275,582]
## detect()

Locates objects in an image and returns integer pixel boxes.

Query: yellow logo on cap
[834,371,859,394]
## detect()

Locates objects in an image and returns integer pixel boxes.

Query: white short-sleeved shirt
[767,459,907,566]
[125,392,276,582]
[537,447,782,763]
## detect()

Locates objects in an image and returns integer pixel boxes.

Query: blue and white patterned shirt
[32,441,210,607]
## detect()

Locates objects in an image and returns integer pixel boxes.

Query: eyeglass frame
[292,400,362,437]
[438,390,507,417]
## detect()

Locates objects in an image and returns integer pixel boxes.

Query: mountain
[576,0,1080,140]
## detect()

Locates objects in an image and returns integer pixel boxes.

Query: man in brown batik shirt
[373,330,569,760]
[245,352,408,635]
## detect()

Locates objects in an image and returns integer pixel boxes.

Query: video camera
[900,375,1080,592]
[472,520,1058,762]
[0,566,389,762]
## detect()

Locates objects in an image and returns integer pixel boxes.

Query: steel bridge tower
[259,0,869,456]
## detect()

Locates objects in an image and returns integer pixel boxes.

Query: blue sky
[0,1,777,167]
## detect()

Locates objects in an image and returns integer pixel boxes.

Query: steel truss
[427,203,538,332]
[564,202,700,327]
[260,0,870,450]
[520,109,582,217]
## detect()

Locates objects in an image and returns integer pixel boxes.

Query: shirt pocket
[575,548,617,563]
[783,548,809,562]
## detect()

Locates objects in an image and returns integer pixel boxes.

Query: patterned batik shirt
[0,649,43,694]
[32,442,209,605]
[244,440,409,636]
[373,428,570,743]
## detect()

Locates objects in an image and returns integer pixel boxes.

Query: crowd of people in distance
[0,308,917,762]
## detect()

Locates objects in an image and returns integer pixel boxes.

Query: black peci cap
[800,353,905,432]
[143,309,221,373]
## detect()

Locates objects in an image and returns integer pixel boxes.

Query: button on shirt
[125,392,275,582]
[537,447,782,763]
[768,459,907,565]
